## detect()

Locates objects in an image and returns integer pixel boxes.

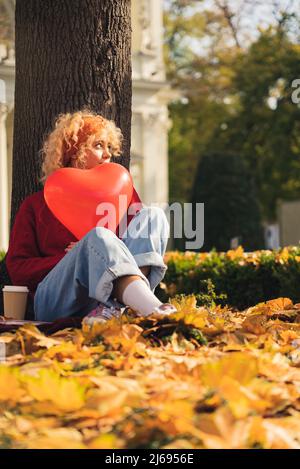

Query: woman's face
[83,140,112,169]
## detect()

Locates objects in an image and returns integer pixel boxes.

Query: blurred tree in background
[164,0,300,249]
[191,152,264,251]
[211,25,300,221]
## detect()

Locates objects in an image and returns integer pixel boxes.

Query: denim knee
[84,226,119,252]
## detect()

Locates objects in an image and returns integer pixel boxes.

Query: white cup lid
[2,286,29,293]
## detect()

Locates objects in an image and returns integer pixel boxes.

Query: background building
[278,201,300,247]
[0,0,172,251]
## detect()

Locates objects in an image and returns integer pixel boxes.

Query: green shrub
[157,247,300,310]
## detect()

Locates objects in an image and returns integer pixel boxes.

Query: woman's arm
[6,199,65,294]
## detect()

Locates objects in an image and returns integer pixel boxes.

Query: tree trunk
[11,0,132,227]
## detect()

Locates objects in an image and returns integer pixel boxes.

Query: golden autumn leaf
[242,314,268,335]
[14,416,60,433]
[218,376,269,418]
[44,341,104,360]
[196,406,250,449]
[83,318,146,353]
[264,297,293,312]
[262,420,300,449]
[157,399,194,428]
[23,369,85,412]
[171,294,198,312]
[26,428,86,449]
[85,388,130,419]
[89,375,146,396]
[88,433,120,449]
[16,324,62,349]
[199,353,258,389]
[246,297,293,320]
[247,416,267,448]
[0,366,25,403]
[101,323,147,353]
[258,354,300,382]
[177,312,207,330]
[82,316,122,341]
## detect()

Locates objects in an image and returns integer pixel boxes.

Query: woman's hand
[65,241,78,253]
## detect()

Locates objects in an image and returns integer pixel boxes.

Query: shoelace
[95,305,121,320]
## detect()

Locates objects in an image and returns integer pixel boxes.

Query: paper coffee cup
[2,286,29,320]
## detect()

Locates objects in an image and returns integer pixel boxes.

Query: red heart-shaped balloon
[44,162,133,240]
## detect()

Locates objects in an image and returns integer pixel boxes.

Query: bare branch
[214,0,242,48]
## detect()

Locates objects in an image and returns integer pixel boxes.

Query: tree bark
[11,0,132,227]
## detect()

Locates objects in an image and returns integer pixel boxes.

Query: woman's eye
[94,142,103,149]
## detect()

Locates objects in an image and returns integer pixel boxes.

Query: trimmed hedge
[158,246,300,310]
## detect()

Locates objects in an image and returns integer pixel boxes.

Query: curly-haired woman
[6,110,176,324]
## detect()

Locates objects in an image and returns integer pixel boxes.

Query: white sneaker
[82,304,122,326]
[151,303,177,316]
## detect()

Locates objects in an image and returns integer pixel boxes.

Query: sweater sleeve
[6,199,65,294]
[131,187,143,207]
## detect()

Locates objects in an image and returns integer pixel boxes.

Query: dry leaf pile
[0,295,300,449]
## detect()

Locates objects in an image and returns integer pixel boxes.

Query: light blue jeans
[34,206,169,321]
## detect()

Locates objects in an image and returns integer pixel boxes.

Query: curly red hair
[40,109,123,183]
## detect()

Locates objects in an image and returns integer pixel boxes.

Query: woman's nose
[102,148,111,159]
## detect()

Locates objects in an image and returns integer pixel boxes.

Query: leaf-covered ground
[1,296,300,449]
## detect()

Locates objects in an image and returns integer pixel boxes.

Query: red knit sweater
[6,188,142,299]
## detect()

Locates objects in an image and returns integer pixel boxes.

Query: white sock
[121,279,162,317]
